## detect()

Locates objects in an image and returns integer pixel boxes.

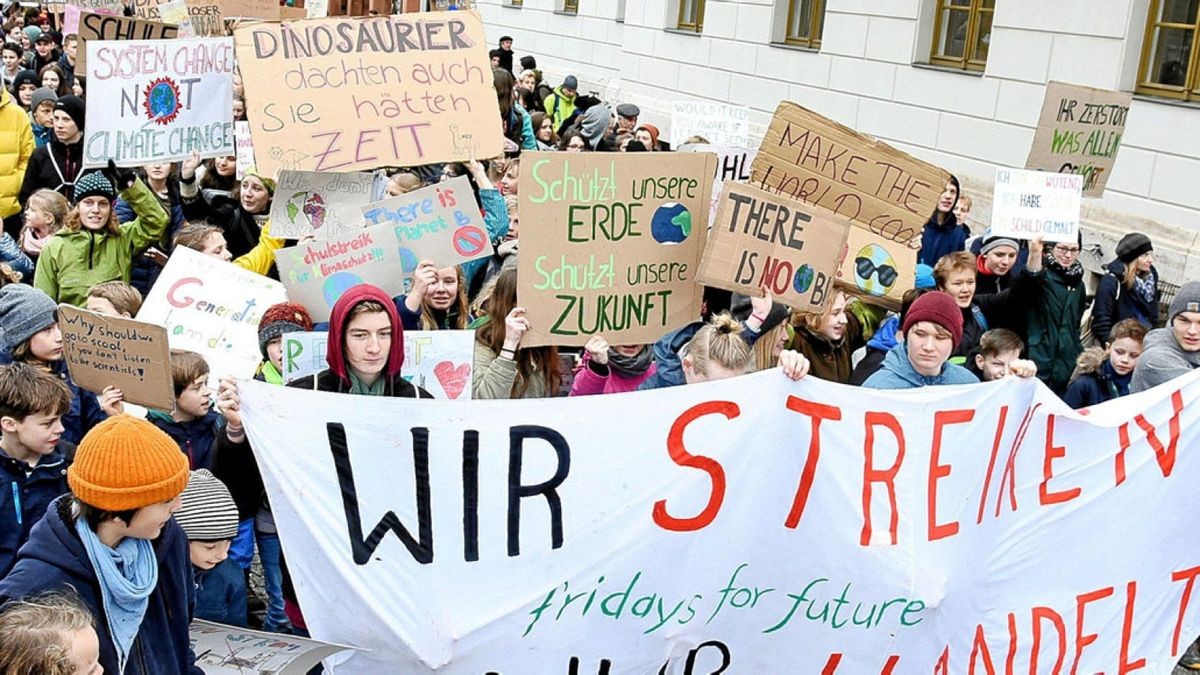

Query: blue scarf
[75,518,158,673]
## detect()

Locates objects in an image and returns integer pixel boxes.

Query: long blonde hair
[418,266,469,330]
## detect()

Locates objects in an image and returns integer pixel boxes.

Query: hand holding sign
[504,308,530,351]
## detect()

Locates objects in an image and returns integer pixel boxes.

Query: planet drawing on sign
[852,244,899,297]
[142,77,182,125]
[323,272,363,308]
[793,264,814,294]
[286,192,328,231]
[650,203,692,244]
[398,247,419,274]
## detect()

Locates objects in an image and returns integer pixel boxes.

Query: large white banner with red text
[238,369,1200,673]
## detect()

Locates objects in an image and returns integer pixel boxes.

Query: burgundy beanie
[901,291,963,347]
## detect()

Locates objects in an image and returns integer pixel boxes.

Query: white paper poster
[239,367,1200,673]
[990,167,1084,243]
[137,247,287,382]
[678,143,757,227]
[83,37,234,167]
[235,120,254,180]
[270,170,377,240]
[191,620,355,674]
[671,101,750,148]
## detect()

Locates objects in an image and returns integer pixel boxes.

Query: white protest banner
[400,329,474,400]
[280,331,328,384]
[671,100,750,148]
[75,11,179,72]
[235,121,254,180]
[191,619,355,673]
[274,224,405,323]
[83,37,234,168]
[271,171,376,240]
[362,176,489,272]
[281,330,472,398]
[678,143,757,227]
[991,167,1084,243]
[137,247,287,382]
[239,370,1200,673]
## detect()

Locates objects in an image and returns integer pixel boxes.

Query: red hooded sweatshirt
[325,284,405,387]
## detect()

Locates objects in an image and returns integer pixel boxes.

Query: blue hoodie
[0,442,70,577]
[147,409,221,471]
[862,342,979,389]
[917,214,968,267]
[0,496,203,675]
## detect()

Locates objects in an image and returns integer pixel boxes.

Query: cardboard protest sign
[1025,81,1132,198]
[64,4,119,35]
[191,620,355,674]
[678,143,757,226]
[84,38,234,168]
[137,247,287,382]
[990,167,1084,243]
[698,182,849,312]
[218,0,278,19]
[58,305,175,410]
[517,152,714,347]
[832,224,916,311]
[280,6,306,20]
[232,12,504,177]
[671,100,750,148]
[274,224,405,322]
[239,364,1200,673]
[282,329,475,398]
[184,0,226,37]
[751,102,950,250]
[65,0,123,12]
[235,121,254,180]
[159,0,194,36]
[75,11,178,72]
[363,176,490,272]
[271,170,377,239]
[306,0,329,18]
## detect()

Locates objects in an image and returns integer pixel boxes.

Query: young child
[0,284,111,445]
[256,302,315,384]
[19,187,68,260]
[1064,318,1147,409]
[0,415,198,674]
[171,221,232,262]
[27,85,55,148]
[970,328,1031,382]
[174,469,247,627]
[84,280,142,318]
[147,350,217,470]
[0,591,101,675]
[0,361,72,577]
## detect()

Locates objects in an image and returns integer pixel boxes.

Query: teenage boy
[148,350,217,470]
[0,361,71,576]
[175,469,247,626]
[0,415,201,675]
[1131,281,1200,393]
[863,291,979,389]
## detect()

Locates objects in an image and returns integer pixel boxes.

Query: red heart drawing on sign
[433,361,470,399]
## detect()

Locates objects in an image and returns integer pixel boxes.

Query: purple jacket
[569,353,657,396]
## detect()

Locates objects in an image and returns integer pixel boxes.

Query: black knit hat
[1115,232,1153,264]
[54,94,85,131]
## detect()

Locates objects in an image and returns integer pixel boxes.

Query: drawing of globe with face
[852,244,899,297]
[323,272,363,308]
[650,203,692,244]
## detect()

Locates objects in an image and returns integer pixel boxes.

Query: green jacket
[34,178,168,306]
[543,86,576,132]
[1025,267,1087,393]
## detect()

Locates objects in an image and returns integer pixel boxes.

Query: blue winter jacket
[147,409,221,471]
[0,230,33,279]
[459,187,509,286]
[1063,357,1131,409]
[917,215,969,267]
[0,496,203,675]
[0,442,70,577]
[862,342,979,389]
[637,320,763,391]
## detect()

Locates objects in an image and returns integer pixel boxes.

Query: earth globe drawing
[286,192,328,231]
[398,247,419,275]
[143,78,181,125]
[793,264,815,294]
[852,244,899,296]
[323,272,363,308]
[650,203,692,244]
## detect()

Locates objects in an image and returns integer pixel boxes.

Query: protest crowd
[0,1,1193,673]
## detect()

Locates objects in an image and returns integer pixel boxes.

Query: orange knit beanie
[68,415,190,511]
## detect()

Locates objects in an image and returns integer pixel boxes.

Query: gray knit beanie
[0,285,58,351]
[1169,281,1200,323]
[175,470,240,541]
[29,87,57,114]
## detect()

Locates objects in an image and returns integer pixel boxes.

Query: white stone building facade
[475,0,1200,279]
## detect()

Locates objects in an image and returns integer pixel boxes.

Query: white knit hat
[174,470,239,541]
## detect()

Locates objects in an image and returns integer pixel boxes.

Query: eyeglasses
[855,257,898,287]
[1053,245,1080,256]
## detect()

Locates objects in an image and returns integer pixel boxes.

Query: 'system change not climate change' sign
[517,152,715,347]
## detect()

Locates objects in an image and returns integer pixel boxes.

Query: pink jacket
[568,353,657,396]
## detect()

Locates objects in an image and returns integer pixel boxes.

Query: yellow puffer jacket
[0,88,32,219]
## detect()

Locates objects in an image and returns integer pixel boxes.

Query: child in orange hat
[0,415,200,675]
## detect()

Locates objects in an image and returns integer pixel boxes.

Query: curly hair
[0,591,96,675]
